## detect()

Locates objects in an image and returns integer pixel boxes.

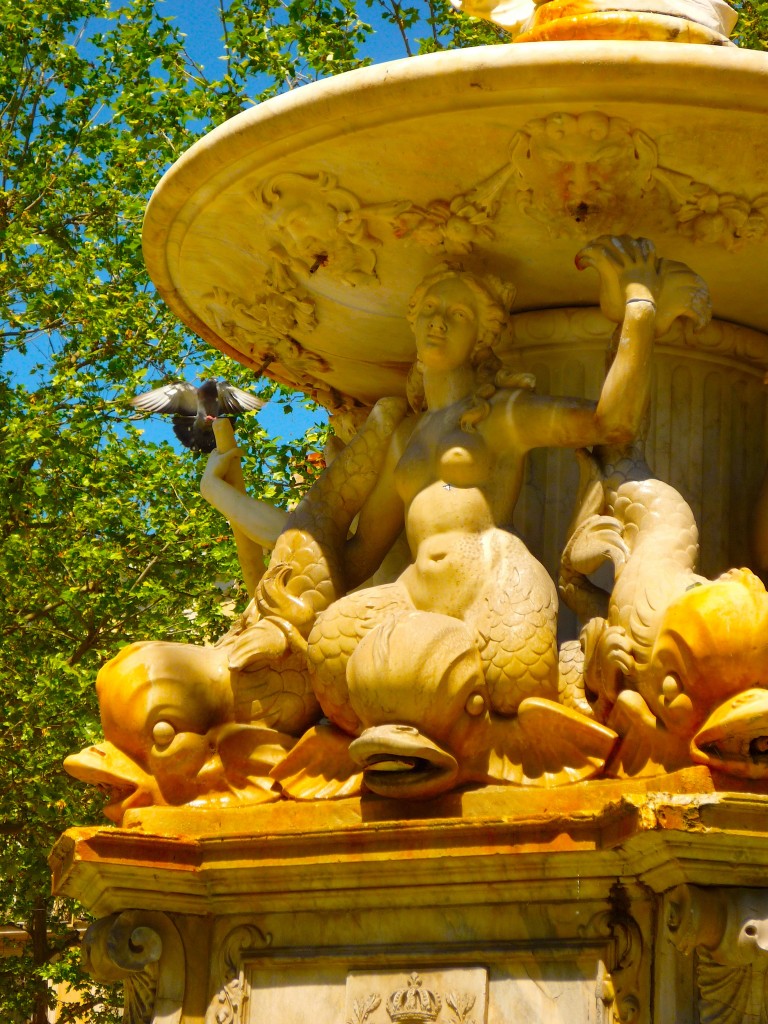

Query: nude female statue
[300,236,709,736]
[193,235,709,798]
[67,236,709,817]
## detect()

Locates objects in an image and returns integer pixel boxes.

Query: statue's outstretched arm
[198,418,287,597]
[503,236,710,452]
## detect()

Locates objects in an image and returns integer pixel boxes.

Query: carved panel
[346,969,487,1024]
[401,111,768,247]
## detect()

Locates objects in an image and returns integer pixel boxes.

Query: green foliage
[735,0,768,48]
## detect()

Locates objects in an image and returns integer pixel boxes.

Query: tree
[0,2,504,1019]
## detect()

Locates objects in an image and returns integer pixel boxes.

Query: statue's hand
[576,235,662,322]
[576,234,711,335]
[654,257,711,335]
[200,446,243,500]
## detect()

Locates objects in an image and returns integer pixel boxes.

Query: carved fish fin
[606,690,689,777]
[487,700,617,787]
[270,722,363,800]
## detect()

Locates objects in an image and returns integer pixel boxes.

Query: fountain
[52,5,768,1021]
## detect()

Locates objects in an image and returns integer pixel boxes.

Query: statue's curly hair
[406,264,535,432]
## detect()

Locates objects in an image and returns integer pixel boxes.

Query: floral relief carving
[203,282,316,354]
[202,284,330,391]
[347,994,382,1024]
[207,923,271,1024]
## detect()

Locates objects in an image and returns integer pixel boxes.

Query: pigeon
[129,379,265,452]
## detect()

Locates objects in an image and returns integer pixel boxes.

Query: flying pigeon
[129,379,265,452]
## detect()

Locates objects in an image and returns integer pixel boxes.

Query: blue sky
[159,0,420,70]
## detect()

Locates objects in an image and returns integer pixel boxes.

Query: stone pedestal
[51,769,768,1023]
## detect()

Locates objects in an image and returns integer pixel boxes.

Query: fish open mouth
[691,688,768,779]
[349,724,459,798]
[64,744,157,823]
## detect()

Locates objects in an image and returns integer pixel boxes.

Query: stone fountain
[53,3,768,1021]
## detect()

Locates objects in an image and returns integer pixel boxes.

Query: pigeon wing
[216,382,266,415]
[130,381,198,415]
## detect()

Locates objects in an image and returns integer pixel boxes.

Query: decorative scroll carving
[82,911,184,1024]
[207,924,271,1024]
[204,280,317,349]
[202,285,328,381]
[665,885,768,1024]
[412,112,768,247]
[580,885,644,1023]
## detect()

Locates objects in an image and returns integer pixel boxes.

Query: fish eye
[661,674,683,703]
[152,721,176,748]
[465,692,486,716]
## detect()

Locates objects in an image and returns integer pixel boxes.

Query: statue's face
[413,278,479,373]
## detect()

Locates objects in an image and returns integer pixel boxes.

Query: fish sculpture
[560,443,768,779]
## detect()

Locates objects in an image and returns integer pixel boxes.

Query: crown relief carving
[347,974,478,1024]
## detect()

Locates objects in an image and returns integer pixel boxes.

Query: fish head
[637,569,768,739]
[346,611,490,797]
[691,688,768,779]
[95,640,237,806]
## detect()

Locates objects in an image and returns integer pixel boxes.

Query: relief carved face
[511,113,657,232]
[257,172,379,285]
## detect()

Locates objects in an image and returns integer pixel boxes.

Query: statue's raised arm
[500,235,711,455]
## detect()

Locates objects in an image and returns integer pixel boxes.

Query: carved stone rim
[510,308,768,369]
[143,41,768,400]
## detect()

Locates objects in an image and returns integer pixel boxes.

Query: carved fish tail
[264,396,409,629]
